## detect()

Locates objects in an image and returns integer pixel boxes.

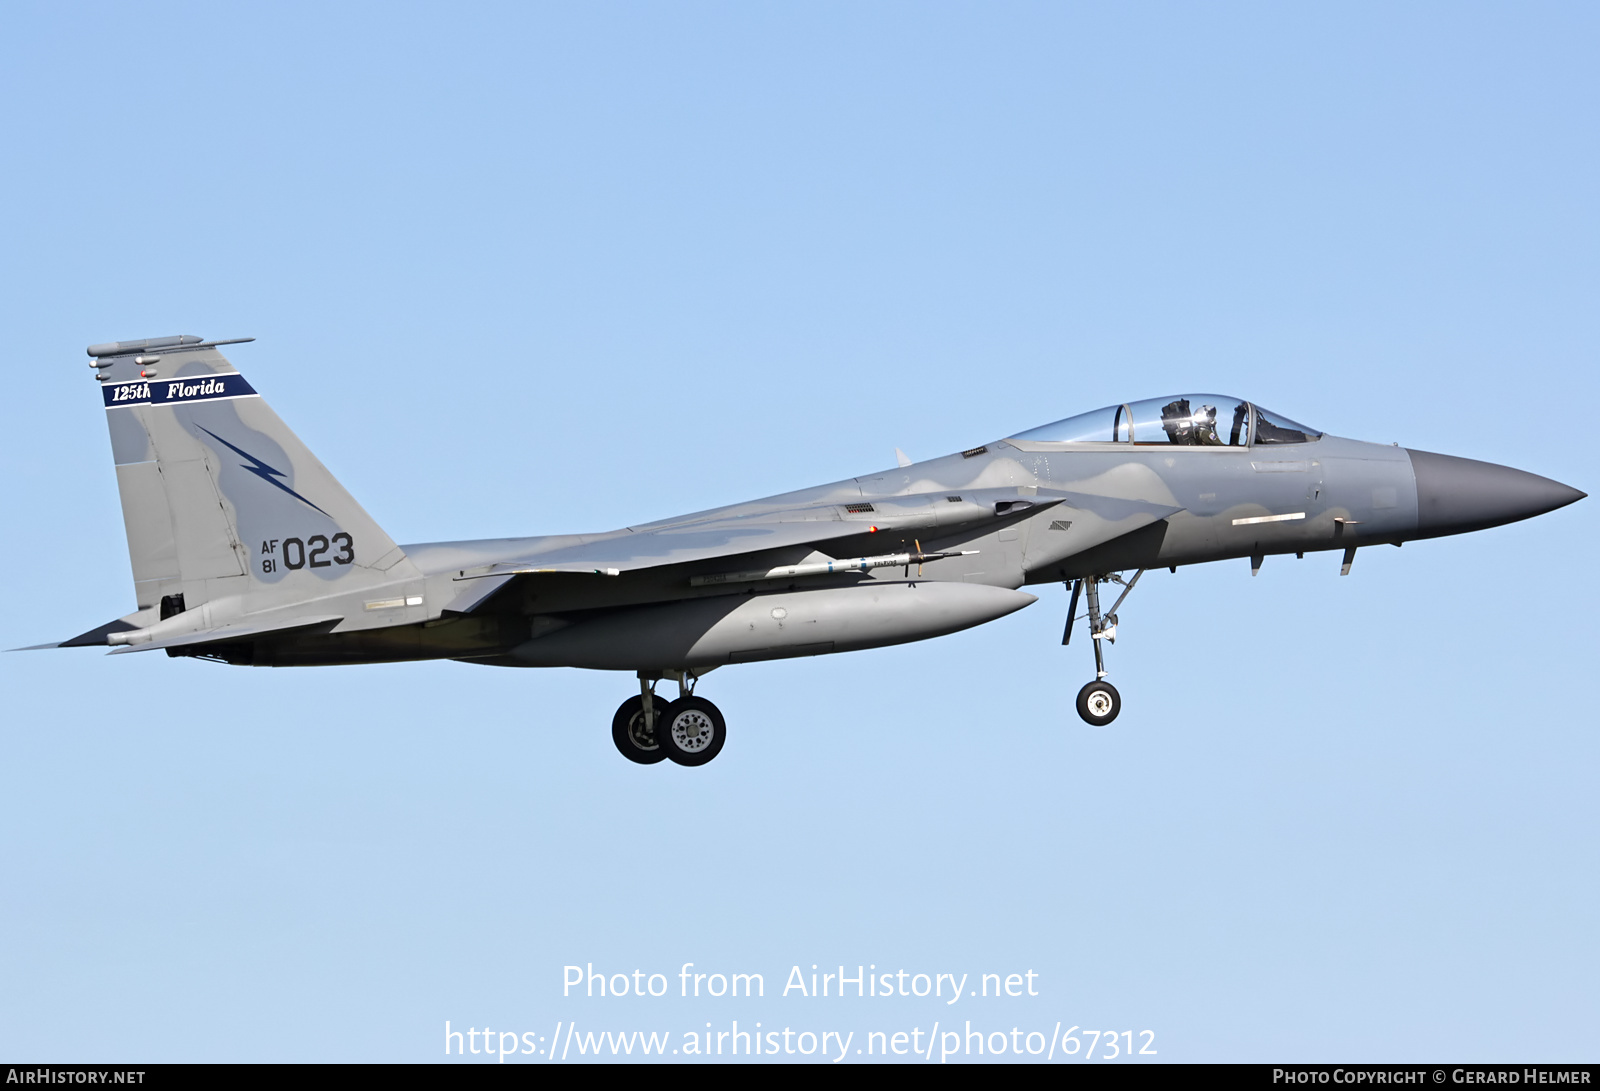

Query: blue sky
[2,1,1595,1062]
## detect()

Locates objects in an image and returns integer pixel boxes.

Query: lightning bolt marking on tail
[198,426,331,516]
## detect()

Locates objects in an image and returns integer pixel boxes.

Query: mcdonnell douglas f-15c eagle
[32,335,1585,765]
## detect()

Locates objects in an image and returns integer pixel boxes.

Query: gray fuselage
[235,429,1576,670]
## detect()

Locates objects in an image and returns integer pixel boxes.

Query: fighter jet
[32,335,1584,765]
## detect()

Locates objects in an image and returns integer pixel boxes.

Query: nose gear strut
[1063,569,1145,726]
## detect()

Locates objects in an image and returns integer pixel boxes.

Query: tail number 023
[261,533,354,573]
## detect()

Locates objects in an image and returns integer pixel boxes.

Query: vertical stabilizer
[90,337,423,626]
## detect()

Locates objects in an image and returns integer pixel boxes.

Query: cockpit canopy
[1013,394,1320,447]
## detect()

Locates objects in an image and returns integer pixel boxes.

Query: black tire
[1076,680,1121,726]
[658,696,727,766]
[612,694,670,764]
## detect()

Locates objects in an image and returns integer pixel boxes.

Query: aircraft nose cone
[1407,449,1585,538]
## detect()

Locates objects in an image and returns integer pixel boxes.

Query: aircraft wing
[441,486,1094,583]
[450,516,885,580]
[438,487,1182,599]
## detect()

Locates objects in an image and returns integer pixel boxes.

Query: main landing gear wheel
[658,696,726,767]
[1076,680,1121,726]
[612,694,670,765]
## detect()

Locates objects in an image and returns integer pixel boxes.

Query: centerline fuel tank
[508,580,1037,671]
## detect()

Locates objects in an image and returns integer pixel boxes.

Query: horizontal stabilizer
[107,615,343,655]
[10,616,143,651]
[61,619,140,647]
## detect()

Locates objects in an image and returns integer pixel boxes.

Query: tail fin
[91,336,419,618]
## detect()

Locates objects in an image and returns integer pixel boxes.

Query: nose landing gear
[1076,679,1121,725]
[1064,569,1143,727]
[611,670,727,766]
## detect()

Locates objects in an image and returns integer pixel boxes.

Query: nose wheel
[1064,570,1143,727]
[1076,680,1121,726]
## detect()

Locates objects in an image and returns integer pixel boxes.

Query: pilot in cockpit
[1160,399,1193,444]
[1161,399,1223,446]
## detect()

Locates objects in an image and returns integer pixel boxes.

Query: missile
[689,548,978,587]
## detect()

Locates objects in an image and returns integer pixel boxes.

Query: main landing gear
[611,670,727,766]
[1063,569,1144,727]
